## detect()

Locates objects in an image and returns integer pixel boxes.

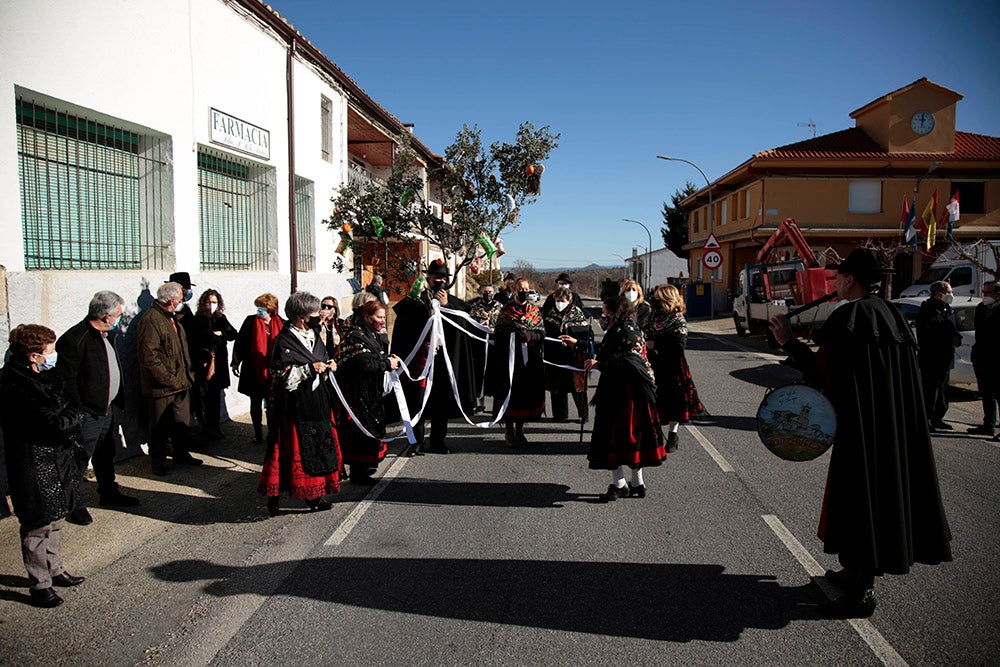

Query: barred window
[295,176,315,272]
[16,97,172,270]
[197,149,277,271]
[320,95,333,162]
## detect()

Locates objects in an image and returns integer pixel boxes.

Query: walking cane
[580,338,595,444]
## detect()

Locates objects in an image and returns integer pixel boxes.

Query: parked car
[890,296,981,387]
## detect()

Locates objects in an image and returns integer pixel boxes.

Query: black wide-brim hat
[166,272,195,289]
[556,272,572,283]
[830,249,884,286]
[425,259,450,277]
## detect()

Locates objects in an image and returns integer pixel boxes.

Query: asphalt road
[1,310,997,666]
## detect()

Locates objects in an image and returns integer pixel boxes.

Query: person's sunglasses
[320,304,336,310]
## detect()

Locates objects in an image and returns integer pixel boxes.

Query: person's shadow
[151,557,824,642]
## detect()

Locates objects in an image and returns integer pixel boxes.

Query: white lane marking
[324,454,409,547]
[685,424,735,473]
[762,514,908,667]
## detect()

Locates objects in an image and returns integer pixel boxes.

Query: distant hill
[536,263,616,273]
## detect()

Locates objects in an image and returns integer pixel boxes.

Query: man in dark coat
[392,259,475,455]
[916,280,961,431]
[57,291,139,524]
[496,272,517,306]
[969,280,1000,438]
[770,248,952,619]
[541,272,585,316]
[136,282,203,475]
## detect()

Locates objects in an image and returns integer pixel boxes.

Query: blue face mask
[256,307,269,319]
[108,314,121,330]
[184,289,194,302]
[37,351,58,371]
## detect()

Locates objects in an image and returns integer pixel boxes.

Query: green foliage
[661,181,697,258]
[326,123,558,288]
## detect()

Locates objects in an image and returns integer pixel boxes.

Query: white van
[900,240,999,298]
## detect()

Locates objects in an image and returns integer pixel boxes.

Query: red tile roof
[754,128,1000,161]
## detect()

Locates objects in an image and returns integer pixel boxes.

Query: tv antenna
[797,119,816,138]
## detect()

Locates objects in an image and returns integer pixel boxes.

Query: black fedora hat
[556,272,573,284]
[425,259,450,277]
[831,249,884,287]
[166,272,195,289]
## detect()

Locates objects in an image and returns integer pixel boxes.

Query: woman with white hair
[258,291,342,516]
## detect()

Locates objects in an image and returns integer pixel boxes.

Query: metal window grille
[295,176,315,272]
[16,98,171,270]
[197,150,276,271]
[320,95,332,162]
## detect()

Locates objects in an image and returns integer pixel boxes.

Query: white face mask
[555,301,569,312]
[209,302,219,314]
[941,293,954,305]
[625,290,639,303]
[983,296,995,305]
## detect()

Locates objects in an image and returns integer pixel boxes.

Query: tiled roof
[754,128,1000,161]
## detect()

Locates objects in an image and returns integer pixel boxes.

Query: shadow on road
[376,478,595,508]
[150,557,823,642]
[729,363,802,389]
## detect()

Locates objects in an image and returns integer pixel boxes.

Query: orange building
[680,78,1000,307]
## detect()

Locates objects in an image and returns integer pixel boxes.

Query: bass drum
[756,384,836,461]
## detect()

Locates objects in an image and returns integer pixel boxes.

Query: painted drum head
[756,384,836,461]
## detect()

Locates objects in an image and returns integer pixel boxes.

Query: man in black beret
[769,248,951,618]
[542,272,584,316]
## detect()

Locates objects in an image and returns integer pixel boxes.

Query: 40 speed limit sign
[702,249,723,271]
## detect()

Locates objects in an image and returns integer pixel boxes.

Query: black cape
[784,294,952,574]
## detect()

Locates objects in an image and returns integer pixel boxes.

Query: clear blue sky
[271,0,1000,270]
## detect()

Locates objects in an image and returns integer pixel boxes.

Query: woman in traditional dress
[644,284,703,452]
[619,279,651,328]
[543,287,594,423]
[258,291,341,516]
[334,299,401,484]
[318,295,343,359]
[1,324,86,607]
[584,294,666,501]
[231,293,284,444]
[492,278,545,447]
[191,289,238,440]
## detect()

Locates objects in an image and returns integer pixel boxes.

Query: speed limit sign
[702,249,723,271]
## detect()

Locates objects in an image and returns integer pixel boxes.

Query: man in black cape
[392,260,475,455]
[541,272,585,316]
[770,248,952,619]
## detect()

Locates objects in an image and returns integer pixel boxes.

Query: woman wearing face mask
[318,295,343,358]
[1,324,87,608]
[192,289,238,440]
[543,288,594,423]
[619,280,651,328]
[232,293,284,444]
[258,291,342,516]
[491,279,546,447]
[644,284,704,452]
[333,300,402,484]
[584,295,666,502]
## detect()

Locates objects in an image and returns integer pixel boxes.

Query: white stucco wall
[0,0,400,429]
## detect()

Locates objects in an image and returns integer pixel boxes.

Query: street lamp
[915,160,942,195]
[611,253,629,280]
[657,155,714,318]
[623,219,652,294]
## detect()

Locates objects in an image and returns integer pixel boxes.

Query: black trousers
[921,368,950,424]
[76,410,120,507]
[973,361,998,427]
[550,391,589,422]
[147,390,194,462]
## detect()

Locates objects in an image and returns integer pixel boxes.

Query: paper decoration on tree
[495,236,507,258]
[470,254,484,275]
[476,235,497,257]
[370,215,385,237]
[347,278,362,294]
[403,260,417,277]
[408,276,426,298]
[505,194,516,213]
[400,188,415,207]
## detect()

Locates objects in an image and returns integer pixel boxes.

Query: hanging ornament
[370,215,384,237]
[470,254,484,275]
[342,223,352,234]
[450,185,462,196]
[505,193,516,213]
[408,275,427,298]
[495,236,507,258]
[525,164,535,175]
[403,260,417,277]
[476,235,497,258]
[400,188,415,207]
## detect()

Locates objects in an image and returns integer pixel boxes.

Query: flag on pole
[922,188,938,251]
[945,190,960,241]
[904,196,918,248]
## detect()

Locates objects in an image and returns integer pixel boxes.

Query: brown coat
[136,300,194,398]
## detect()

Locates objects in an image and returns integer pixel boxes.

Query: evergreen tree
[660,181,697,258]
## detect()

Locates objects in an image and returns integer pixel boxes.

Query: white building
[0,0,444,432]
[624,246,689,291]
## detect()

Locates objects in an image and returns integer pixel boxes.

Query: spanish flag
[922,188,938,250]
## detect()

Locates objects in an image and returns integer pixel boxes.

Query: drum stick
[785,291,838,319]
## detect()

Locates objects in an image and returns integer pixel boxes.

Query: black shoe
[425,443,451,455]
[628,483,647,498]
[66,508,93,526]
[52,572,85,587]
[306,497,332,512]
[931,421,953,431]
[820,588,876,619]
[151,460,168,476]
[173,454,204,466]
[266,497,280,517]
[203,428,226,440]
[350,467,378,486]
[598,484,630,503]
[99,487,140,508]
[404,442,425,457]
[29,587,63,608]
[666,431,679,453]
[967,424,997,436]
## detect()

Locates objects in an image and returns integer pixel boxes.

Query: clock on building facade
[910,111,935,135]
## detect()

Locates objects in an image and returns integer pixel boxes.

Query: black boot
[820,587,876,619]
